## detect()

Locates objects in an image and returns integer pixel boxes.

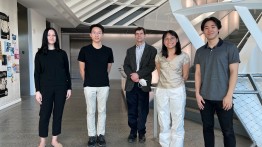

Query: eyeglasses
[91,32,102,35]
[164,37,176,42]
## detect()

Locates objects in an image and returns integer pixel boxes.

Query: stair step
[186,88,195,97]
[186,96,199,110]
[185,81,195,88]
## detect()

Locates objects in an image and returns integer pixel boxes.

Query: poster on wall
[4,41,10,52]
[2,55,7,65]
[14,45,19,59]
[0,71,8,98]
[12,63,19,73]
[7,66,12,77]
[0,12,10,40]
[12,34,16,44]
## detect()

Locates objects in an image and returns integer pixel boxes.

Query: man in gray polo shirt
[194,17,240,147]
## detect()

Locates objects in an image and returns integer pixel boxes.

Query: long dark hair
[39,28,61,54]
[161,30,182,58]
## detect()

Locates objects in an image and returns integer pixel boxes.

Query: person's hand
[130,73,139,82]
[35,91,42,105]
[66,90,72,100]
[196,93,205,110]
[223,95,233,111]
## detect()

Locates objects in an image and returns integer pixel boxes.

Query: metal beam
[235,6,262,52]
[174,0,262,16]
[65,0,83,8]
[71,0,96,13]
[123,0,167,26]
[91,0,136,24]
[107,0,152,26]
[79,1,115,22]
[173,13,204,49]
[76,0,107,18]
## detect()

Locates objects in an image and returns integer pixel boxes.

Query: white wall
[28,9,46,95]
[0,0,21,110]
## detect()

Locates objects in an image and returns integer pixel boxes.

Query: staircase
[184,68,249,137]
[225,9,262,50]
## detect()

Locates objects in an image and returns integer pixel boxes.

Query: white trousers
[84,86,109,136]
[156,85,186,147]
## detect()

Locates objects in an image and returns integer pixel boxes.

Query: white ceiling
[17,0,167,28]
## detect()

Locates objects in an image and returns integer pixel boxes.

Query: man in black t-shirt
[78,24,114,147]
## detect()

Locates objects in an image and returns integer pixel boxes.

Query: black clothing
[200,99,236,147]
[34,49,71,137]
[123,44,157,92]
[78,44,114,87]
[126,83,149,136]
[34,49,71,91]
[39,85,67,137]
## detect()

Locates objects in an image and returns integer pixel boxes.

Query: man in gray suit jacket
[123,27,157,143]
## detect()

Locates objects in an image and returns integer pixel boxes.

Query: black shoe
[88,136,96,147]
[139,134,146,143]
[128,134,137,143]
[97,134,106,146]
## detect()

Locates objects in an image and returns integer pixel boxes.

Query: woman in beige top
[155,30,190,147]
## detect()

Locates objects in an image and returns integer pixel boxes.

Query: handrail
[237,11,262,49]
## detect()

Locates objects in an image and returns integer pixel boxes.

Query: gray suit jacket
[123,43,157,92]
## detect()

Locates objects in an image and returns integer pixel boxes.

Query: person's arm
[63,51,72,90]
[155,62,160,77]
[123,49,133,79]
[34,53,41,92]
[155,54,160,76]
[223,63,239,110]
[34,52,42,104]
[63,51,72,100]
[195,64,205,110]
[79,61,85,81]
[182,63,190,81]
[107,63,112,73]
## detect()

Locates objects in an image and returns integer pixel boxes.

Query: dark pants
[39,85,67,137]
[126,83,149,136]
[200,99,236,147]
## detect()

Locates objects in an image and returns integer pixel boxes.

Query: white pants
[84,86,109,136]
[156,85,186,147]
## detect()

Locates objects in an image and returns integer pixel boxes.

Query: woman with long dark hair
[155,30,190,147]
[34,28,71,147]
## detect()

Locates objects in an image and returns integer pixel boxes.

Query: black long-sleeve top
[34,49,72,92]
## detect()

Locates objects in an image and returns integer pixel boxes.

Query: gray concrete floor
[0,80,252,147]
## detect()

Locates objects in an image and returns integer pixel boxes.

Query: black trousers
[200,99,236,147]
[39,85,67,137]
[126,83,149,136]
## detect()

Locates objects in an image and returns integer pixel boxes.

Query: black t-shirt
[78,44,114,87]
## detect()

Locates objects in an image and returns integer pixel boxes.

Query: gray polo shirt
[194,39,240,101]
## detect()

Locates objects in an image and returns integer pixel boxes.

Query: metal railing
[237,11,262,49]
